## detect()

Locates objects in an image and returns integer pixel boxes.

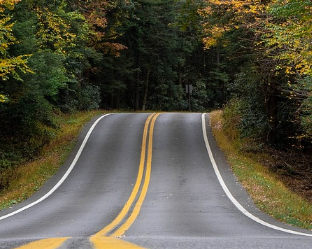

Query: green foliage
[222,98,242,140]
[0,0,32,82]
[0,0,104,174]
[295,76,312,141]
[0,93,56,166]
[200,0,312,148]
[228,70,269,140]
[190,79,210,111]
[27,51,68,97]
[95,0,206,111]
[265,0,312,76]
[2,0,311,178]
[261,0,312,146]
[78,84,101,111]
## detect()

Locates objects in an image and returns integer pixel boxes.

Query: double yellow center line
[15,113,160,249]
[91,113,159,240]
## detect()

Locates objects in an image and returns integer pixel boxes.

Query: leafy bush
[78,84,101,111]
[0,93,56,162]
[222,98,242,141]
[190,79,210,111]
[56,84,101,113]
[294,77,312,141]
[224,69,269,141]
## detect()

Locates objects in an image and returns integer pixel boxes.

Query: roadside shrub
[300,96,312,140]
[56,84,101,113]
[222,98,242,141]
[0,167,14,192]
[78,84,101,111]
[191,79,210,111]
[56,86,79,113]
[296,76,312,144]
[0,93,56,162]
[224,68,270,143]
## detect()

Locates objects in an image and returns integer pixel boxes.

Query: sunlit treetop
[0,0,32,83]
[199,0,266,49]
[265,0,312,76]
[0,0,20,11]
[70,0,126,56]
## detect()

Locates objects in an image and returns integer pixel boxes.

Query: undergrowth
[210,110,312,230]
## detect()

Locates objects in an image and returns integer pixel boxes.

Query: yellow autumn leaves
[0,0,20,11]
[265,0,312,76]
[0,0,32,84]
[200,0,312,77]
[35,7,78,53]
[200,0,265,49]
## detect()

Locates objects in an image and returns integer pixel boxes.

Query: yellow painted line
[14,114,158,249]
[14,237,70,249]
[90,113,155,239]
[90,236,146,249]
[112,113,160,237]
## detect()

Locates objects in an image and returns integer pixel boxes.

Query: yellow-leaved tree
[265,0,312,140]
[0,0,32,102]
[265,0,312,76]
[199,0,266,49]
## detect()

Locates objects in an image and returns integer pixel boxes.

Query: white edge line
[201,113,312,237]
[0,114,111,221]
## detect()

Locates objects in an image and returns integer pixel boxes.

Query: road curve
[0,113,311,249]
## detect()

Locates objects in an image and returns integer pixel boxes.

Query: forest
[0,0,312,176]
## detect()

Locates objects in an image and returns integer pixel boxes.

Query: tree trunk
[142,66,151,111]
[134,49,140,111]
[265,76,278,143]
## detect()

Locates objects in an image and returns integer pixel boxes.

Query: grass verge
[210,110,312,230]
[0,110,104,210]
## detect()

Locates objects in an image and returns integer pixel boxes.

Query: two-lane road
[0,113,311,249]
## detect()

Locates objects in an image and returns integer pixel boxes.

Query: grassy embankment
[210,110,312,230]
[0,110,104,210]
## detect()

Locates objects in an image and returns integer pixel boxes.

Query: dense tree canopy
[0,0,311,173]
[201,0,312,147]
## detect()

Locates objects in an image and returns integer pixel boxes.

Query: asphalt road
[0,113,311,249]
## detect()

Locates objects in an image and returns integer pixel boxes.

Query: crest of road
[0,113,311,249]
